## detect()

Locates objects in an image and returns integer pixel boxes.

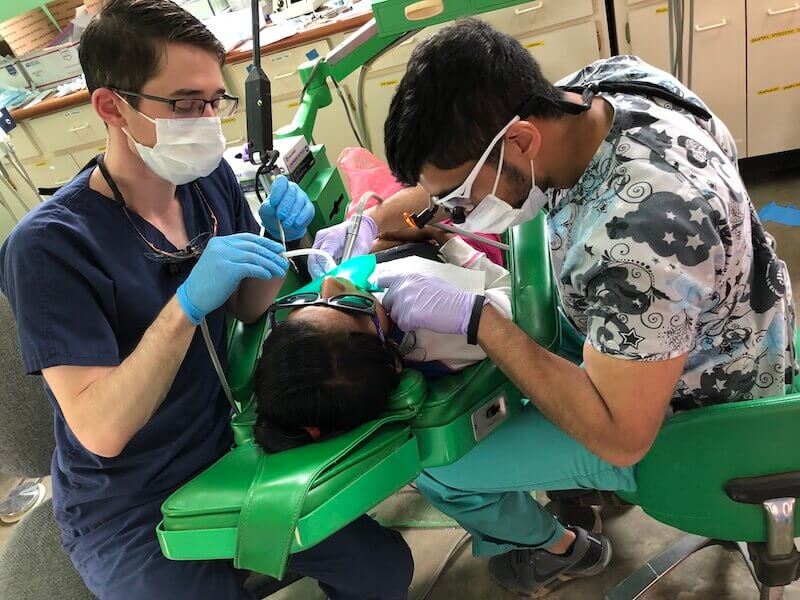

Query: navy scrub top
[0,160,258,541]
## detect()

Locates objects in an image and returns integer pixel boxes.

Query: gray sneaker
[488,526,612,598]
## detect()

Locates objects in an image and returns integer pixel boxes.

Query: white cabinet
[618,0,748,157]
[746,0,800,156]
[25,104,106,155]
[362,68,405,161]
[689,1,747,154]
[7,125,40,161]
[481,0,594,39]
[626,1,671,72]
[225,37,360,164]
[519,20,601,81]
[362,2,608,160]
[23,154,81,188]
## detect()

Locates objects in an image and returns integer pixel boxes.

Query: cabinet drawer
[225,40,332,100]
[23,154,81,188]
[519,21,601,81]
[26,104,106,156]
[8,124,40,161]
[480,0,594,39]
[747,0,800,156]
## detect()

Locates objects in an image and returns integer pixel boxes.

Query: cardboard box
[46,0,86,30]
[0,9,60,57]
[84,0,102,16]
[0,58,31,89]
[21,41,83,89]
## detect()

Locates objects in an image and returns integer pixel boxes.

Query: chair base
[0,479,45,524]
[605,534,788,600]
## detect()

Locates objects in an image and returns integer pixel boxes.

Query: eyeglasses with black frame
[112,89,239,118]
[267,292,386,343]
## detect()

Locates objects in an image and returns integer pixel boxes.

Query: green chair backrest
[621,329,800,542]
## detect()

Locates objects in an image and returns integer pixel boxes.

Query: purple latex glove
[376,273,475,335]
[308,214,378,278]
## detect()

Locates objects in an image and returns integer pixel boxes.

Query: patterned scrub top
[548,56,797,408]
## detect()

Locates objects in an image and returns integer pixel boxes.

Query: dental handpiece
[341,191,383,263]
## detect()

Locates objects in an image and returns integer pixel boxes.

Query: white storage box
[0,58,31,89]
[21,41,82,90]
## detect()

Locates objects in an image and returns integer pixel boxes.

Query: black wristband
[467,295,486,345]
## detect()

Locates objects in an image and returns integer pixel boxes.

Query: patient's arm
[438,237,512,318]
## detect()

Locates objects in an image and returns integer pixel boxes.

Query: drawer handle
[694,18,727,31]
[768,3,800,14]
[515,1,544,15]
[399,36,417,46]
[68,123,90,133]
[274,71,297,80]
[404,0,444,21]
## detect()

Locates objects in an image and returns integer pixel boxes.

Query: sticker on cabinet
[757,81,800,95]
[751,28,800,43]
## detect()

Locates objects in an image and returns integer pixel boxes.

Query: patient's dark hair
[254,320,402,452]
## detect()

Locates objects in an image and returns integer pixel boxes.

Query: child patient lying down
[253,234,512,453]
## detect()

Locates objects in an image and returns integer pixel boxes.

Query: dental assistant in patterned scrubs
[315,19,799,597]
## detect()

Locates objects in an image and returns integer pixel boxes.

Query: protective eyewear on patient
[267,292,386,343]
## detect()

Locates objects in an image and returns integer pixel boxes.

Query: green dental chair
[605,329,800,600]
[157,211,560,580]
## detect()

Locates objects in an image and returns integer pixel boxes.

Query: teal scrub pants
[417,403,637,556]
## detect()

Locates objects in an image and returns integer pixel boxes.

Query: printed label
[751,28,800,43]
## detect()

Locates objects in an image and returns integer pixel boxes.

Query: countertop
[10,10,372,122]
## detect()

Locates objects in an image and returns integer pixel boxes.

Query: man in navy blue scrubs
[0,1,413,598]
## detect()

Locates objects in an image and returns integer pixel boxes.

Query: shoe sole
[489,538,614,599]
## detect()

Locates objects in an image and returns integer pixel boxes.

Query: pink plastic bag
[337,148,405,218]
[336,147,505,267]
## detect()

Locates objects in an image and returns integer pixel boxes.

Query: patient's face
[287,277,391,336]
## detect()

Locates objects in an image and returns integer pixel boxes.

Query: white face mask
[458,142,549,234]
[432,115,549,235]
[119,96,226,185]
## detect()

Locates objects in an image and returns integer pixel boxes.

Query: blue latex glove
[308,215,378,278]
[376,273,475,335]
[177,233,289,325]
[258,175,316,242]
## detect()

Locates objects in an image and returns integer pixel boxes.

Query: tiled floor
[1,170,798,599]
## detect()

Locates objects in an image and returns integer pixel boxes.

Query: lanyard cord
[94,156,239,415]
